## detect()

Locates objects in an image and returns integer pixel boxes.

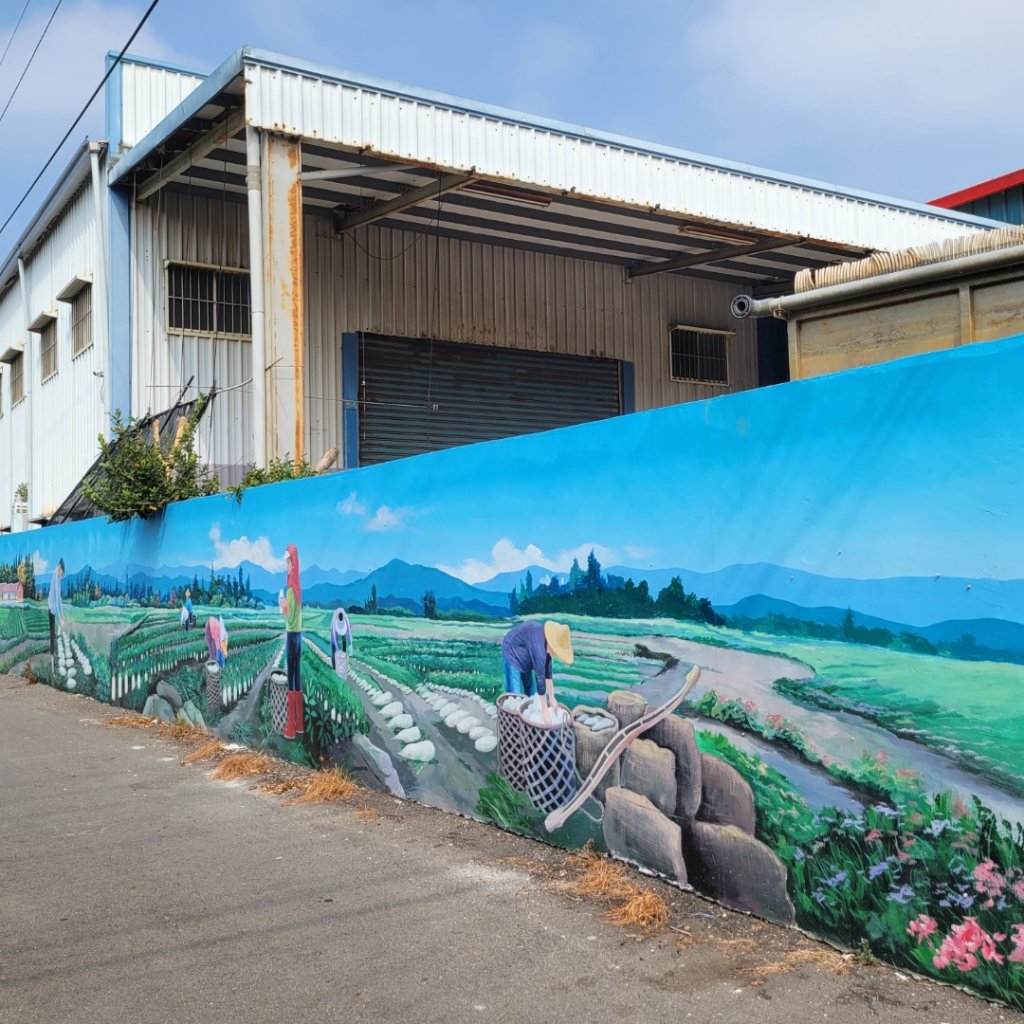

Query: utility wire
[0,0,161,241]
[0,0,63,131]
[0,0,33,72]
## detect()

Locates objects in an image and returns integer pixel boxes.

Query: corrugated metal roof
[109,47,1002,272]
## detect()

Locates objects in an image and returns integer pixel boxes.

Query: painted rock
[602,787,687,885]
[696,754,755,835]
[399,740,436,762]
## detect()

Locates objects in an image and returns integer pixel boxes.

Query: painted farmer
[204,615,228,668]
[48,558,65,657]
[501,620,574,720]
[279,544,304,738]
[330,606,352,678]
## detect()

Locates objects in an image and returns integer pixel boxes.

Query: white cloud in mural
[439,538,619,585]
[364,504,415,533]
[32,551,49,575]
[337,492,367,516]
[623,543,656,563]
[209,524,286,572]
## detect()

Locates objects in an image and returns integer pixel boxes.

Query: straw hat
[543,621,574,665]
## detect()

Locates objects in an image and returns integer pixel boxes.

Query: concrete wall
[1,336,1023,1010]
[788,263,1024,379]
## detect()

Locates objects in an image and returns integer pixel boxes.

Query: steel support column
[260,133,305,466]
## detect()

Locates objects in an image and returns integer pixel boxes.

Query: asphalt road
[1,674,1020,1024]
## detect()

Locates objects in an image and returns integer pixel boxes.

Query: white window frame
[57,276,94,358]
[39,318,59,381]
[10,352,24,405]
[669,324,734,387]
[165,260,252,340]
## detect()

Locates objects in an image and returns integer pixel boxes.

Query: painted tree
[422,590,437,619]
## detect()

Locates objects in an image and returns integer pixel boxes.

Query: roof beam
[135,107,246,203]
[627,238,797,279]
[333,170,476,233]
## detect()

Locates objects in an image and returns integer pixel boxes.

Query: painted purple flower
[873,804,899,818]
[888,884,916,905]
[868,862,890,880]
[824,870,849,888]
[793,848,805,862]
[925,818,953,837]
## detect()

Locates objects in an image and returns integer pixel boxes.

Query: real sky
[1,0,1022,256]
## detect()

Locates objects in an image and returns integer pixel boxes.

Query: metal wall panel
[0,185,105,525]
[134,192,758,478]
[119,61,205,150]
[132,191,254,482]
[959,187,1024,226]
[245,62,986,252]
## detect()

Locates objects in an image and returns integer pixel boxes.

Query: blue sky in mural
[12,336,1024,587]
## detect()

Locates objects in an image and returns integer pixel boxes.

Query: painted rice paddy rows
[300,643,368,740]
[219,638,284,710]
[355,635,503,701]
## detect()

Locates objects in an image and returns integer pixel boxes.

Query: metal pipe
[246,126,267,470]
[731,240,1024,320]
[16,257,32,529]
[89,141,110,436]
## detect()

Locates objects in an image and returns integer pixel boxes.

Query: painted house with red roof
[0,582,24,603]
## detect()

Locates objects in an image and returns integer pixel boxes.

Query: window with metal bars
[40,320,58,381]
[11,353,24,404]
[167,263,251,337]
[71,286,92,357]
[669,326,730,385]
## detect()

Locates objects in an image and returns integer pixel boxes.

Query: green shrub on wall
[85,395,218,521]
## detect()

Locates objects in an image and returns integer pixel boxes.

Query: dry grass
[742,946,852,985]
[716,937,758,954]
[181,739,225,765]
[603,888,671,931]
[154,720,207,742]
[355,806,381,822]
[103,712,154,729]
[257,777,306,796]
[287,768,359,805]
[563,846,670,934]
[211,752,278,781]
[566,849,639,902]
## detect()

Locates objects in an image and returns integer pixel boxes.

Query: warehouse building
[0,47,999,531]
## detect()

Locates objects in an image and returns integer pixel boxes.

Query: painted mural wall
[2,334,1024,1007]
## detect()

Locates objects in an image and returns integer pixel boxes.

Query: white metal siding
[244,62,985,253]
[133,191,756,476]
[0,185,105,525]
[119,62,205,151]
[131,191,253,482]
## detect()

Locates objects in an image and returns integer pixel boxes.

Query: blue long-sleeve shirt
[502,620,552,696]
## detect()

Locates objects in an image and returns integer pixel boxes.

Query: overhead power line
[0,0,162,243]
[0,0,33,72]
[0,0,64,131]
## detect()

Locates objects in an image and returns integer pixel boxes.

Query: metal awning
[109,48,1001,293]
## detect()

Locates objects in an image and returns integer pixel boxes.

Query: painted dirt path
[636,633,1023,824]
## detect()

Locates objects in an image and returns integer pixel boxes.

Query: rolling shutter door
[359,334,623,465]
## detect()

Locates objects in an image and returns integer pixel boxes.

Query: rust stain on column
[287,147,305,466]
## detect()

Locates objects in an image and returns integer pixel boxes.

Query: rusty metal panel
[119,60,205,150]
[244,61,988,253]
[261,134,305,464]
[0,185,105,523]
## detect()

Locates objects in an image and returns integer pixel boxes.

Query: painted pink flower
[865,828,883,842]
[932,917,1005,972]
[973,859,1006,900]
[907,914,937,944]
[743,699,757,713]
[1009,924,1024,964]
[1013,879,1024,902]
[874,749,889,766]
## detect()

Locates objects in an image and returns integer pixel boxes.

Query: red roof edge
[930,168,1024,209]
